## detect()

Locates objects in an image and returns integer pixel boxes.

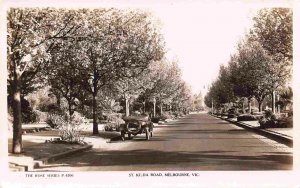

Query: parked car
[120,115,154,141]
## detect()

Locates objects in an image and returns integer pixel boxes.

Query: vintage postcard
[0,0,299,187]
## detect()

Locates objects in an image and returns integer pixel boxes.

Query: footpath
[7,123,119,172]
[211,114,293,147]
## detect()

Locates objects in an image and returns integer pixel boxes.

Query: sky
[151,3,257,95]
[147,1,293,95]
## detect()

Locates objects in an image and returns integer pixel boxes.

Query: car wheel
[145,128,150,140]
[121,130,125,141]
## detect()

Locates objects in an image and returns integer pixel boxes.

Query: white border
[0,0,299,187]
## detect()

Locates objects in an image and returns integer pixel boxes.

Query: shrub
[22,109,40,123]
[17,97,40,123]
[151,117,160,123]
[34,110,47,122]
[284,116,293,128]
[237,114,257,121]
[172,111,179,118]
[104,113,125,131]
[46,113,66,128]
[173,111,185,118]
[58,113,86,144]
[259,109,293,128]
[157,112,175,121]
[227,114,236,119]
[221,113,228,117]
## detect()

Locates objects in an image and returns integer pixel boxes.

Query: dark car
[120,115,154,141]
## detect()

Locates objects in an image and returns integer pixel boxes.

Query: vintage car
[120,115,154,141]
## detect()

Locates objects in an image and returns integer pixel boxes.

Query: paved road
[37,113,292,171]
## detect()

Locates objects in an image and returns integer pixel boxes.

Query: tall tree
[7,8,81,153]
[172,81,193,113]
[115,70,153,117]
[148,60,182,115]
[249,8,292,112]
[48,45,83,117]
[77,9,164,134]
[233,41,272,112]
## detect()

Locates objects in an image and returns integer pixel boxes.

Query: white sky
[151,3,257,95]
[147,1,292,95]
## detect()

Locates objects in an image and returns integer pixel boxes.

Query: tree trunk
[68,99,74,117]
[242,100,245,114]
[12,78,22,154]
[277,94,280,113]
[142,101,146,114]
[153,98,156,117]
[211,99,214,114]
[248,98,252,114]
[272,90,276,113]
[125,97,130,117]
[92,92,99,135]
[160,102,163,116]
[56,92,61,109]
[258,101,263,112]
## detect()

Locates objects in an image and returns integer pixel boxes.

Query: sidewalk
[226,117,293,138]
[212,115,293,147]
[8,123,117,171]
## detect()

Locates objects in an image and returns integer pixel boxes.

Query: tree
[204,64,236,112]
[172,81,193,113]
[77,9,164,134]
[234,41,272,112]
[217,64,236,104]
[48,45,83,117]
[7,8,82,153]
[277,86,293,111]
[191,92,203,111]
[249,8,292,112]
[115,70,153,116]
[148,60,182,115]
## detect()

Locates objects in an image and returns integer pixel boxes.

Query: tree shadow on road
[165,129,249,135]
[46,149,292,171]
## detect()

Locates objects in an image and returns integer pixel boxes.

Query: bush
[237,114,257,121]
[156,112,175,121]
[284,116,293,128]
[46,104,62,113]
[46,113,66,128]
[22,109,40,123]
[171,111,185,118]
[104,113,125,132]
[259,109,293,128]
[57,113,86,144]
[19,97,40,123]
[34,110,47,122]
[227,108,240,119]
[151,117,160,123]
[164,112,174,120]
[227,114,236,119]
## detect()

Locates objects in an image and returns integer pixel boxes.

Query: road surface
[37,113,292,171]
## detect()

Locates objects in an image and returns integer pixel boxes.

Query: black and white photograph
[0,0,299,187]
